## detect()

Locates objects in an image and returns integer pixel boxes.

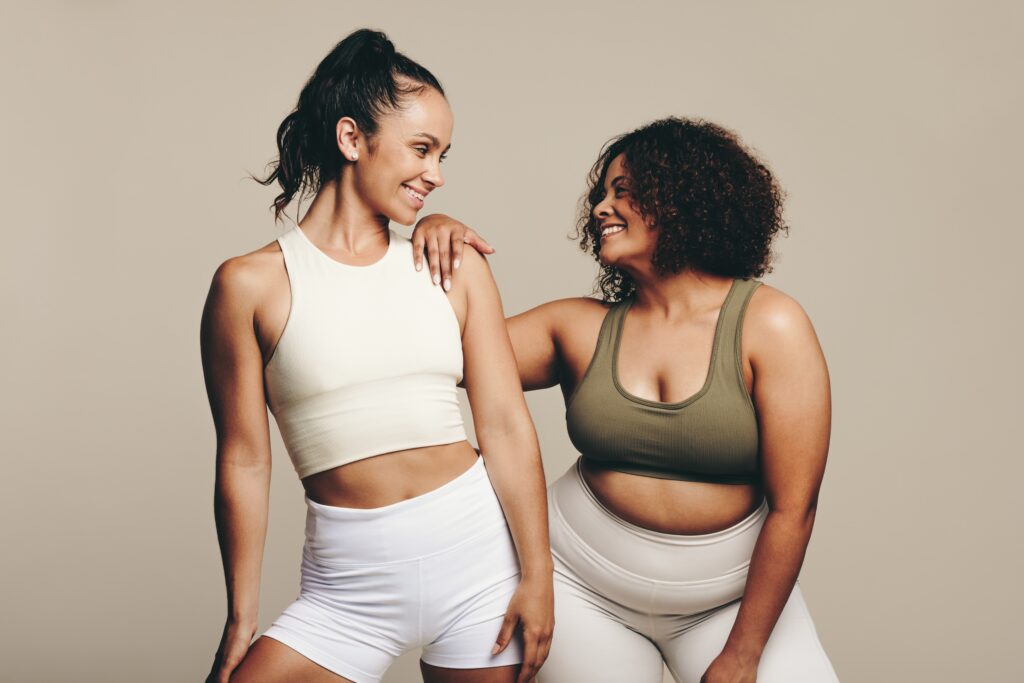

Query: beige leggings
[538,460,839,683]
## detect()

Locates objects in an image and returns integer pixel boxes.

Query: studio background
[2,1,1021,681]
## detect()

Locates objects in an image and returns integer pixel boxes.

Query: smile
[402,185,426,202]
[600,225,625,238]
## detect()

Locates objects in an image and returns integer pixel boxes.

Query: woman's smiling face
[592,154,658,270]
[351,85,453,226]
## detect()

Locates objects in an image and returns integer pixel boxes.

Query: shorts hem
[261,628,382,683]
[419,649,523,670]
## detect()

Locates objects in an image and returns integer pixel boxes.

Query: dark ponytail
[254,29,445,222]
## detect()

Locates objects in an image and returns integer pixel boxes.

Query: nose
[593,192,613,220]
[423,157,445,189]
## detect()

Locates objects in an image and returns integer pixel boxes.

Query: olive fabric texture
[566,278,762,483]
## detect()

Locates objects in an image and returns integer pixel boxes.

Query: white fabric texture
[263,225,467,479]
[262,456,523,683]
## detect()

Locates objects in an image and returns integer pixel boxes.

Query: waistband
[303,456,508,565]
[549,458,767,582]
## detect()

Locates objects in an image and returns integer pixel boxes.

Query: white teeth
[601,225,625,237]
[403,185,425,201]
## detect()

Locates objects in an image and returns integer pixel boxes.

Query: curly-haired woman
[412,118,839,682]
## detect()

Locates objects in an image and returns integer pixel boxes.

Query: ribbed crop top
[263,225,467,479]
[565,278,762,484]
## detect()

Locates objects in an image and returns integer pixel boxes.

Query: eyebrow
[609,175,627,187]
[413,132,451,152]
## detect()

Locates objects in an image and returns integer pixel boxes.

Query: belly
[580,459,764,535]
[302,440,479,508]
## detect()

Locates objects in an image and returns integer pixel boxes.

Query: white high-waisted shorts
[262,456,523,683]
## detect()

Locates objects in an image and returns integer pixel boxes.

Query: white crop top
[263,225,468,478]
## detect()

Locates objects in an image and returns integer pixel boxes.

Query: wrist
[227,599,259,628]
[519,561,554,584]
[227,612,259,631]
[721,640,764,665]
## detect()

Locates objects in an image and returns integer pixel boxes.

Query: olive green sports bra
[565,278,762,484]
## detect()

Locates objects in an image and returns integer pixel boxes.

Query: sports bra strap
[711,278,761,392]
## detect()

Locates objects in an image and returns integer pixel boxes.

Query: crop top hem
[580,456,760,485]
[294,434,470,480]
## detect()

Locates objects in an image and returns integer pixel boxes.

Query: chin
[387,206,418,227]
[598,247,624,267]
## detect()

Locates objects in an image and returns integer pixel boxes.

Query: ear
[336,117,362,162]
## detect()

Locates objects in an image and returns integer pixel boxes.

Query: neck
[627,266,734,320]
[298,175,390,252]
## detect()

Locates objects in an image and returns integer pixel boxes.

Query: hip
[548,459,767,614]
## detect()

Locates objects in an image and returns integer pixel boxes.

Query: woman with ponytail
[200,29,553,683]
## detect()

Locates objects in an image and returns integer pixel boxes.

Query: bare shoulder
[745,283,821,356]
[207,240,283,311]
[450,245,493,283]
[444,248,498,315]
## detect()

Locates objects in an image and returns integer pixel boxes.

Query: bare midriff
[580,459,764,535]
[302,440,480,509]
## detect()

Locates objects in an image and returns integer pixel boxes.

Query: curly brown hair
[576,117,787,302]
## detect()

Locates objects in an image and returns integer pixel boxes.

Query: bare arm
[506,303,563,391]
[702,288,831,682]
[199,258,274,683]
[456,249,553,683]
[411,214,574,393]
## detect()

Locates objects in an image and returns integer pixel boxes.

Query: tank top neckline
[609,277,740,411]
[293,223,396,270]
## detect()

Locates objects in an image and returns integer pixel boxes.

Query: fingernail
[415,261,422,272]
[453,258,460,269]
[443,278,451,291]
[433,273,440,285]
[492,644,500,655]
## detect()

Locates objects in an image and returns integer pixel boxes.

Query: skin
[200,86,553,683]
[412,153,831,683]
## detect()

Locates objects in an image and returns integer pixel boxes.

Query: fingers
[492,612,518,656]
[426,236,441,286]
[213,630,251,683]
[217,646,245,683]
[516,627,540,683]
[537,629,553,676]
[452,237,464,272]
[517,622,553,683]
[465,228,496,255]
[438,234,452,292]
[412,228,425,272]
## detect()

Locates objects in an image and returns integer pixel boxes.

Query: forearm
[476,422,552,581]
[723,507,815,660]
[213,457,271,624]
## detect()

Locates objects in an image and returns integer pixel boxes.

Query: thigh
[230,636,356,683]
[420,661,519,683]
[659,584,839,683]
[536,575,664,683]
[419,520,524,671]
[260,594,404,683]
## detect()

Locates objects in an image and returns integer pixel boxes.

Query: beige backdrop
[2,1,1021,681]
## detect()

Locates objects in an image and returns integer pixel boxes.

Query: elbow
[214,443,272,495]
[216,436,272,471]
[767,497,818,535]
[475,419,538,454]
